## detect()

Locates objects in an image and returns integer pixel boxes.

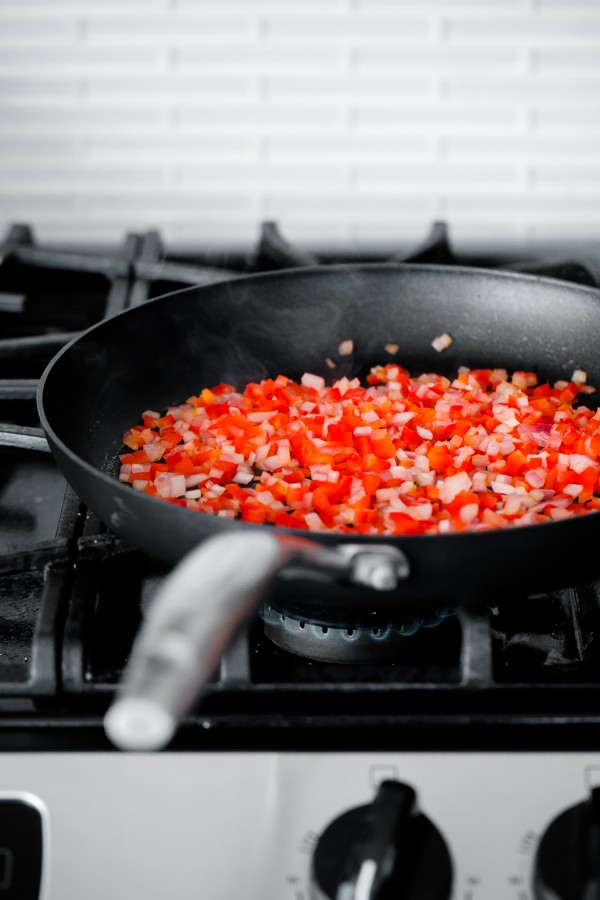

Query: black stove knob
[534,786,600,899]
[310,780,453,900]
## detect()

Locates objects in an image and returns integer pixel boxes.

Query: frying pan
[37,263,600,748]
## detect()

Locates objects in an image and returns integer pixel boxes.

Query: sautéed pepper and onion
[118,364,600,536]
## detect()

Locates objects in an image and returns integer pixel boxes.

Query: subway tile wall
[0,0,599,252]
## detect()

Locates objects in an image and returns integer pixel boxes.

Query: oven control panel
[256,752,600,900]
[0,752,598,900]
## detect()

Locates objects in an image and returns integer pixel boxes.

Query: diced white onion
[432,332,453,352]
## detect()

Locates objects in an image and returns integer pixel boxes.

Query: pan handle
[103,530,409,751]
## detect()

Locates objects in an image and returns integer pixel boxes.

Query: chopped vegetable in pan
[118,365,600,535]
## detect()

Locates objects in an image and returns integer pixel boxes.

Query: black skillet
[38,262,600,624]
[37,261,600,749]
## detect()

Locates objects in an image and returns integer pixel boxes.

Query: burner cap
[262,605,452,664]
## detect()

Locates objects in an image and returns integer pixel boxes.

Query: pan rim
[141,259,600,306]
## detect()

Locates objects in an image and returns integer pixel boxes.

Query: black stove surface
[2,220,600,752]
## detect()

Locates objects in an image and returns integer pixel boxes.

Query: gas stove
[1,221,600,899]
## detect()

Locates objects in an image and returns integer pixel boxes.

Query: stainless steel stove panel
[0,751,597,900]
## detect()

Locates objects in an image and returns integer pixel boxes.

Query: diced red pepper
[119,363,600,536]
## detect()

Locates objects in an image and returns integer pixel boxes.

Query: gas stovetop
[2,219,600,754]
[4,221,600,900]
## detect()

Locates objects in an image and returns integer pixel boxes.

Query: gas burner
[262,604,452,664]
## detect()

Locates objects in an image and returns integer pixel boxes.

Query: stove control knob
[310,780,452,900]
[534,786,600,899]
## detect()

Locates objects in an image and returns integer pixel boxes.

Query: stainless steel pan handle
[103,531,409,751]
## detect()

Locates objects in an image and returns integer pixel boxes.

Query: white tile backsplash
[0,0,599,251]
